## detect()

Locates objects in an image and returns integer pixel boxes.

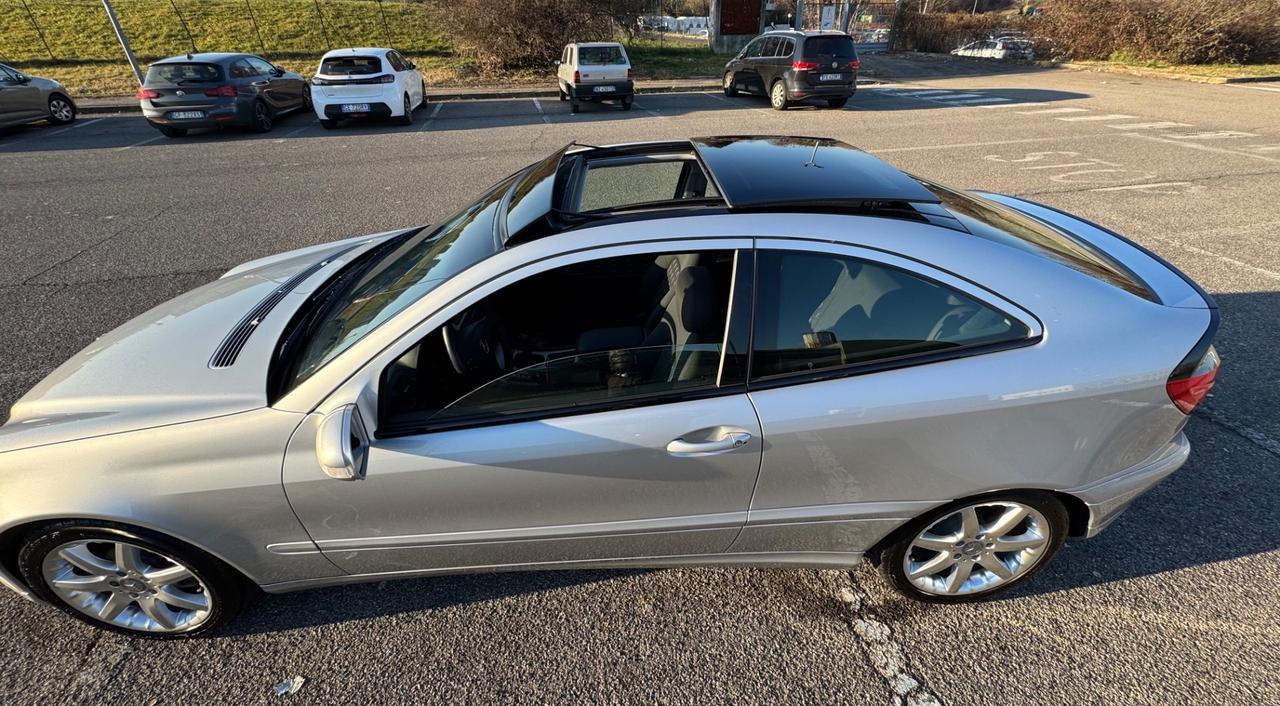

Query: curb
[75,77,885,116]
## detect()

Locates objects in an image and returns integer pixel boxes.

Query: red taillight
[573,70,580,84]
[1167,344,1219,414]
[627,67,633,80]
[137,87,160,100]
[849,59,861,70]
[377,74,395,84]
[204,84,237,97]
[792,60,820,71]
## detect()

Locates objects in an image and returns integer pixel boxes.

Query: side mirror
[272,66,285,76]
[408,62,416,70]
[316,404,369,481]
[554,60,561,66]
[16,74,31,84]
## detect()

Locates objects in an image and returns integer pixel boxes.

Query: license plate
[341,103,371,113]
[593,86,616,93]
[819,73,842,81]
[168,111,205,120]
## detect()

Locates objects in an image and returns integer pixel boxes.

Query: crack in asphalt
[1201,406,1280,459]
[838,574,945,706]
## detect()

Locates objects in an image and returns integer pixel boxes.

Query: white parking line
[1106,121,1191,130]
[979,101,1049,109]
[943,96,1011,105]
[418,101,444,131]
[1251,145,1280,152]
[48,117,104,136]
[116,135,163,151]
[930,93,982,100]
[1089,181,1193,192]
[279,123,314,138]
[1231,83,1280,93]
[1055,114,1136,122]
[632,102,665,119]
[1124,131,1280,164]
[869,136,1067,153]
[1017,107,1089,115]
[531,97,551,124]
[889,89,953,96]
[1165,130,1259,140]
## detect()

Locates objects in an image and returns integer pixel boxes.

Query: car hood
[0,229,409,454]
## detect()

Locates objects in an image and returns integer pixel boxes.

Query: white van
[556,42,634,113]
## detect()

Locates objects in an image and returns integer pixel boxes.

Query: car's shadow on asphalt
[220,568,652,636]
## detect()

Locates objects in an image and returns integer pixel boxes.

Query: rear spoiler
[975,192,1216,310]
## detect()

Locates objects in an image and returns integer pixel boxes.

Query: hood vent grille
[209,259,332,369]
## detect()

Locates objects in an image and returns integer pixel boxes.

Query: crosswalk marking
[980,101,1048,109]
[1055,114,1136,122]
[943,96,1011,105]
[1106,121,1191,130]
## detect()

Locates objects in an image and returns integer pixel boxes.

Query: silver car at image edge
[0,62,76,129]
[0,136,1219,637]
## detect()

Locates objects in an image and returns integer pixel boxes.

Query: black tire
[879,490,1068,604]
[251,100,273,133]
[397,94,413,125]
[319,118,339,130]
[723,72,738,97]
[570,99,580,114]
[18,520,248,639]
[621,96,633,111]
[559,87,567,101]
[157,125,188,138]
[47,94,76,125]
[303,86,313,111]
[827,97,849,109]
[769,81,790,111]
[419,81,428,110]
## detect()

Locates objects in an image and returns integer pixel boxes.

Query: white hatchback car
[311,47,426,128]
[556,42,634,113]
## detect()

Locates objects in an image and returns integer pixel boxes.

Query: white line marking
[891,89,954,96]
[1106,121,1191,130]
[930,93,982,100]
[942,96,1011,105]
[632,102,665,119]
[1148,234,1280,282]
[1231,84,1280,93]
[704,92,738,105]
[1017,107,1089,115]
[531,97,551,124]
[430,101,443,118]
[1165,130,1259,140]
[1055,114,1136,122]
[280,123,313,138]
[48,117,104,136]
[839,580,944,706]
[1252,145,1280,152]
[1089,181,1192,192]
[1124,132,1280,163]
[1020,160,1117,170]
[870,136,1067,153]
[116,135,163,151]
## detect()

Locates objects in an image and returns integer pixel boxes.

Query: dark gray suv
[138,53,309,137]
[723,30,859,110]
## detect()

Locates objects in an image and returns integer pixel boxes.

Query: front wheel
[19,521,248,638]
[770,81,790,110]
[48,94,76,125]
[880,491,1067,603]
[723,72,738,97]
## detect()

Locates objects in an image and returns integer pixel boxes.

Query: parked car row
[0,62,77,129]
[137,46,426,137]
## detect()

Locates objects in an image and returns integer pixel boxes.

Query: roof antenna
[803,139,823,168]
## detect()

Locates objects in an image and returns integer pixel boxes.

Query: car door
[734,38,765,92]
[0,65,44,124]
[729,239,1041,557]
[282,243,763,576]
[752,37,782,91]
[255,55,304,108]
[245,56,287,110]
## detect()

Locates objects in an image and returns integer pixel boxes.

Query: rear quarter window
[924,181,1156,301]
[320,56,383,75]
[145,63,222,84]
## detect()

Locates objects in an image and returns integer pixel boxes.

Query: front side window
[246,57,275,76]
[744,39,765,58]
[379,250,737,432]
[752,250,1029,379]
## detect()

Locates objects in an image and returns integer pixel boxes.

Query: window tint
[762,37,782,57]
[578,45,627,65]
[577,159,719,212]
[0,65,18,82]
[920,181,1155,300]
[752,250,1029,379]
[386,51,406,71]
[380,251,737,432]
[803,35,857,58]
[744,39,765,58]
[228,60,254,79]
[777,38,795,57]
[320,55,382,75]
[145,62,223,84]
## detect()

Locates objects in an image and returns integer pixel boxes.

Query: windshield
[145,62,222,84]
[578,46,627,65]
[269,176,517,399]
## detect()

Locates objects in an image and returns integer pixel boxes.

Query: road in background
[1,59,1278,705]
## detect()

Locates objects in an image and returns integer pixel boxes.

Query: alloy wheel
[41,539,213,633]
[903,501,1051,597]
[771,83,787,109]
[49,98,74,122]
[255,103,271,131]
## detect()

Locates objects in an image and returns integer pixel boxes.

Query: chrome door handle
[666,431,753,457]
[251,80,269,86]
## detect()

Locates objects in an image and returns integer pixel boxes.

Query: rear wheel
[251,100,273,133]
[48,94,76,125]
[156,125,187,138]
[397,93,413,125]
[621,96,633,111]
[880,491,1067,603]
[19,521,247,638]
[570,98,580,114]
[723,72,738,97]
[827,97,849,109]
[559,86,567,101]
[770,81,790,110]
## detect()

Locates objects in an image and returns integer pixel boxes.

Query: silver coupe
[0,137,1219,637]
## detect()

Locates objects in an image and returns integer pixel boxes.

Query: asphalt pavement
[1,55,1278,705]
